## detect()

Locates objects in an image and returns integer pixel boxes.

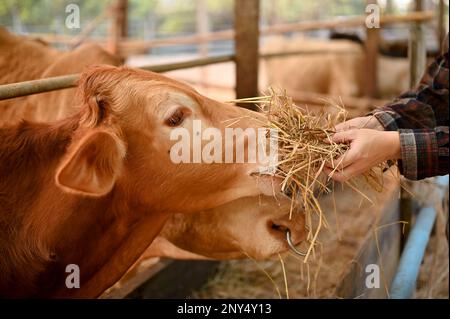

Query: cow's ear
[55,129,126,197]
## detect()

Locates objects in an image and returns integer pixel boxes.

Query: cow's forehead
[160,90,197,107]
[144,84,200,114]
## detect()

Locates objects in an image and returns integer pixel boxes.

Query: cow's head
[144,195,307,260]
[55,65,281,213]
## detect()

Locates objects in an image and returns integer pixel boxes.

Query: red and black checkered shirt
[372,36,449,181]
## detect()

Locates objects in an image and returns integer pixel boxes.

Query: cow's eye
[165,108,185,127]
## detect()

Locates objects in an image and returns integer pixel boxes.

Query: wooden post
[234,0,260,110]
[364,0,379,98]
[437,0,447,52]
[119,0,128,38]
[107,0,128,56]
[408,0,426,87]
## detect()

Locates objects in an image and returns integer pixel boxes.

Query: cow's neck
[0,119,169,298]
[49,188,169,298]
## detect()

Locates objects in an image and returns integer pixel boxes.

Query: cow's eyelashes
[165,108,185,127]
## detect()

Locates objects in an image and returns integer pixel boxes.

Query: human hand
[323,129,400,183]
[334,115,384,132]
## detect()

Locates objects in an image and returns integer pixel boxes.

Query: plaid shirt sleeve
[370,35,449,180]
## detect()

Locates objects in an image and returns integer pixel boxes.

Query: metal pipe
[390,175,449,299]
[0,74,79,100]
[0,54,235,101]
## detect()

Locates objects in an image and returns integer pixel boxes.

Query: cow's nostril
[271,222,280,230]
[270,221,289,233]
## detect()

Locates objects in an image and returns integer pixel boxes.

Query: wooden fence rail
[35,11,434,56]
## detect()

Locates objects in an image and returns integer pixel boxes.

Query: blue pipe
[390,175,449,299]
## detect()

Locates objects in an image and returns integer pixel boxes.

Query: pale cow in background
[261,35,409,99]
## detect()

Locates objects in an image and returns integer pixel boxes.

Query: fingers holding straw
[324,130,361,182]
[324,129,399,183]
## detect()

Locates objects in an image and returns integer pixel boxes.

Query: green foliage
[0,0,112,31]
[0,0,448,37]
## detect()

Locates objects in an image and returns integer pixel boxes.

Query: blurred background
[1,0,448,105]
[1,0,447,51]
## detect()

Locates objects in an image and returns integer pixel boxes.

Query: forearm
[360,114,449,180]
[397,128,449,180]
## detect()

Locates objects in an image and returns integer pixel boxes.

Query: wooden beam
[119,0,128,38]
[107,0,128,55]
[364,0,380,98]
[234,0,260,110]
[38,11,435,55]
[119,11,434,56]
[438,0,447,53]
[408,0,427,87]
[261,10,434,35]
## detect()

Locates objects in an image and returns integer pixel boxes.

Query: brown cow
[0,28,306,268]
[0,65,282,298]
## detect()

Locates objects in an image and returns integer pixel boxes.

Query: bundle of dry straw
[233,88,389,262]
